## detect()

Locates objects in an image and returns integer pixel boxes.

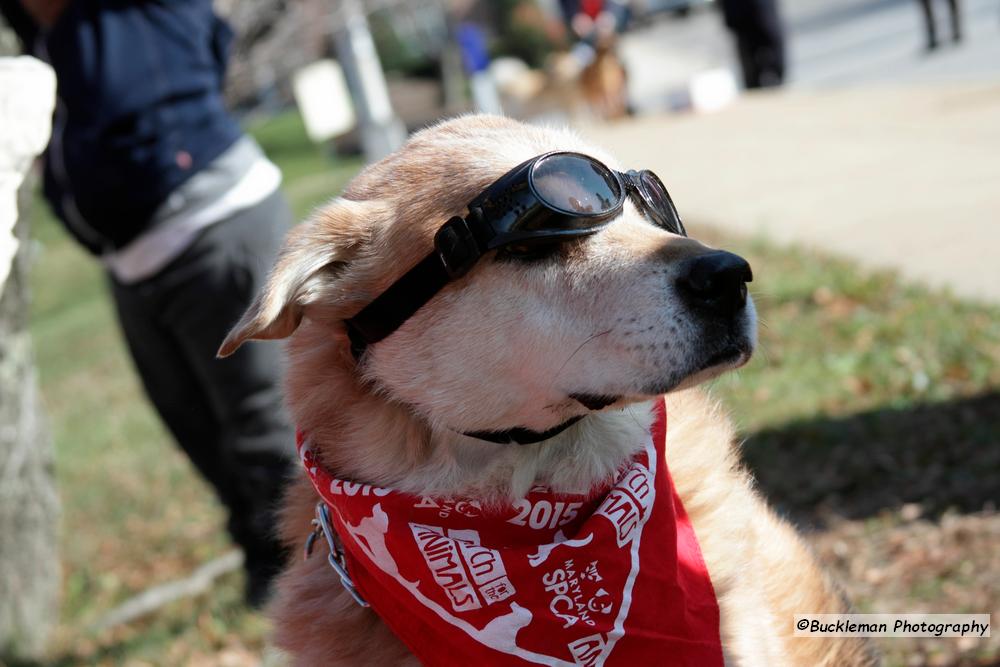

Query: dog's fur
[220,115,876,666]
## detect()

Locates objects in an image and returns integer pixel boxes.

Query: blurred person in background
[917,0,962,51]
[0,0,296,607]
[719,0,786,89]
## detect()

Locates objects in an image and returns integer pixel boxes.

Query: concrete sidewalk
[580,84,1000,303]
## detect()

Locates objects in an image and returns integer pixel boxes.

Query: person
[558,0,628,43]
[0,0,296,607]
[718,0,786,89]
[917,0,962,51]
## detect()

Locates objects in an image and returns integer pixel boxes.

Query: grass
[709,233,1000,424]
[21,111,1000,666]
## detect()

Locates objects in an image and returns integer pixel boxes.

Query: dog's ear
[217,198,384,357]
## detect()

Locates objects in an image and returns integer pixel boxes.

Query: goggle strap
[344,251,450,351]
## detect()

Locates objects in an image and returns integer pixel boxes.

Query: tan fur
[580,41,629,120]
[221,115,875,666]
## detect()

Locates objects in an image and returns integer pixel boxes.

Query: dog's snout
[676,251,753,316]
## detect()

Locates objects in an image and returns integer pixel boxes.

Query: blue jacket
[1,0,243,254]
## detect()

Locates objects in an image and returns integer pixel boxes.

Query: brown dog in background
[580,36,629,120]
[219,115,874,666]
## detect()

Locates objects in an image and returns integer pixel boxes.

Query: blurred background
[1,0,998,665]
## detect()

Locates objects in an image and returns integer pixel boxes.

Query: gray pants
[110,190,295,599]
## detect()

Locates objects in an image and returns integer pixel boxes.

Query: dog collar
[297,400,723,666]
[462,414,585,445]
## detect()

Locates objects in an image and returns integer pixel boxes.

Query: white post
[332,0,407,163]
[0,55,60,662]
[0,57,56,292]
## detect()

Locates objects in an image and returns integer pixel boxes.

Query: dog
[579,37,629,120]
[219,115,875,666]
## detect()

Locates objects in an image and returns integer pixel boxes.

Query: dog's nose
[676,251,753,316]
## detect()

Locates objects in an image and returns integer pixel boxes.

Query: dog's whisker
[756,342,773,365]
[547,328,613,396]
[623,403,647,431]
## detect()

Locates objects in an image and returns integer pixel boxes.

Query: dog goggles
[345,151,687,353]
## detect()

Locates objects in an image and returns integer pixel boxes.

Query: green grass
[710,233,1000,428]
[23,111,1000,666]
[704,232,1000,529]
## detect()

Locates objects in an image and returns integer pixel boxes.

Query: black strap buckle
[434,216,481,279]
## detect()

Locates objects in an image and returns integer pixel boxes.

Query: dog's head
[220,115,755,437]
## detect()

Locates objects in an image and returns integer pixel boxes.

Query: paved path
[620,0,1000,110]
[580,84,1000,303]
[787,0,1000,87]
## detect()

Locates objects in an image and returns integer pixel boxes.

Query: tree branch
[89,549,245,633]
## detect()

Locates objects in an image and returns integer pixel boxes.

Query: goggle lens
[631,170,687,237]
[531,154,622,218]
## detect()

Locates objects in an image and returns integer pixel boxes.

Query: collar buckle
[304,502,370,608]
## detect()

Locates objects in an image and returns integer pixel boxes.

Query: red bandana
[298,400,722,666]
